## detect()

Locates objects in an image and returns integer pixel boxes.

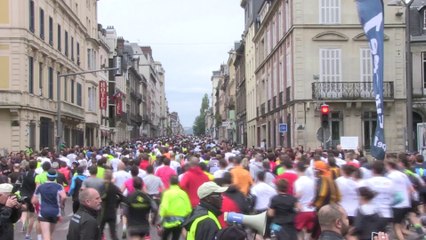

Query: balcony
[312,82,394,100]
[116,112,128,123]
[142,114,151,124]
[61,101,84,120]
[130,113,142,124]
[273,96,276,110]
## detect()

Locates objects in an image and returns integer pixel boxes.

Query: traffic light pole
[320,104,330,149]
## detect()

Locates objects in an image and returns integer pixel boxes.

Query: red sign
[99,80,107,110]
[115,92,122,116]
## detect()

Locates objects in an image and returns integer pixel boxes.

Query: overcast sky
[98,0,244,128]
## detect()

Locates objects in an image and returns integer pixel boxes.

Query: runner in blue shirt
[32,169,67,240]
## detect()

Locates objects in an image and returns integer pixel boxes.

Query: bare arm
[267,208,275,217]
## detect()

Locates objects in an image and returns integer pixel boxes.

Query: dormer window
[424,10,426,30]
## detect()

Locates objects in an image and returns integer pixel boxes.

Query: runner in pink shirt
[155,157,176,189]
[121,166,140,195]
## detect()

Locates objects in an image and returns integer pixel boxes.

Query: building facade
[0,0,112,152]
[409,0,426,153]
[246,0,406,152]
[234,42,247,146]
[241,0,264,148]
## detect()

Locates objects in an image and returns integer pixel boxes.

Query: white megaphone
[224,211,267,236]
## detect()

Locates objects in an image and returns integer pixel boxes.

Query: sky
[98,0,245,128]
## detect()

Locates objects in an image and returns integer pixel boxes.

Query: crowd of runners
[1,136,422,239]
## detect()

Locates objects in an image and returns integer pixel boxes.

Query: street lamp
[388,0,414,151]
[56,67,118,154]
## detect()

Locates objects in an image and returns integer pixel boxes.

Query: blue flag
[356,0,386,160]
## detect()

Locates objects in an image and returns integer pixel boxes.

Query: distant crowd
[0,137,420,240]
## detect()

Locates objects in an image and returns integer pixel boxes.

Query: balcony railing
[312,81,394,100]
[61,102,84,120]
[130,113,142,123]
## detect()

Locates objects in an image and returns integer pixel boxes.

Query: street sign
[279,123,287,133]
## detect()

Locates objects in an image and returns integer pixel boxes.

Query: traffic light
[320,104,329,128]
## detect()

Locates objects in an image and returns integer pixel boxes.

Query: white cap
[0,183,13,193]
[197,181,228,199]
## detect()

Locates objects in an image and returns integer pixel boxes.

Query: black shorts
[38,216,59,224]
[392,208,411,223]
[24,197,34,213]
[127,225,150,237]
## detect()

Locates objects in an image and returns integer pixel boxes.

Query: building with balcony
[0,0,108,151]
[408,0,426,152]
[139,46,166,138]
[241,0,264,148]
[233,42,247,146]
[212,65,229,141]
[249,0,406,152]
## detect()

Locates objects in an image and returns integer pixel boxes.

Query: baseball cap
[51,162,59,169]
[0,183,13,193]
[47,169,58,179]
[197,181,228,199]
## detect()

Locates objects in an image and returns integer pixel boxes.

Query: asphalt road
[14,198,162,240]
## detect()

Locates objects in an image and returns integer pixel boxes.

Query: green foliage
[193,94,209,136]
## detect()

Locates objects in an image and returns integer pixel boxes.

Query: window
[363,112,377,150]
[87,49,96,70]
[48,67,53,99]
[77,42,80,65]
[87,49,91,69]
[286,47,292,87]
[88,87,96,112]
[28,56,34,94]
[422,52,426,88]
[285,1,290,32]
[57,24,61,51]
[71,37,74,61]
[71,80,75,104]
[29,0,34,33]
[77,83,82,106]
[64,77,68,101]
[424,11,426,30]
[320,48,341,82]
[65,31,68,57]
[320,0,340,24]
[278,11,283,39]
[39,62,43,96]
[39,8,44,39]
[48,17,53,46]
[360,48,372,82]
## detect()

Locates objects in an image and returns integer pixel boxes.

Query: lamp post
[56,67,118,154]
[388,0,414,151]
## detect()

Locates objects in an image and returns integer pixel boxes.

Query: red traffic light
[320,104,329,114]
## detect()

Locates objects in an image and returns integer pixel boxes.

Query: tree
[193,94,209,136]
